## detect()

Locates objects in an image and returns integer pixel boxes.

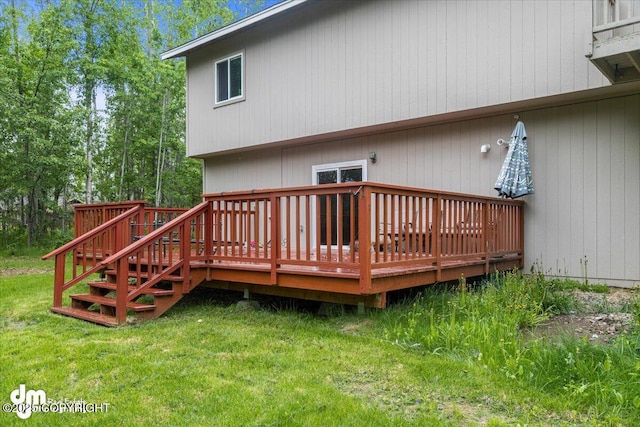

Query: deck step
[89,281,175,296]
[103,270,184,282]
[70,294,156,312]
[51,306,118,327]
[74,251,111,261]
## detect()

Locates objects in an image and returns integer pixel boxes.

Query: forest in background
[0,0,265,249]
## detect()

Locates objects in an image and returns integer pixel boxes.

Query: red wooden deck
[43,183,524,325]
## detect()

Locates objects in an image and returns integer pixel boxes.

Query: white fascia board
[161,0,309,60]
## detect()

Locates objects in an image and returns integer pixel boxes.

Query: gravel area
[531,288,638,344]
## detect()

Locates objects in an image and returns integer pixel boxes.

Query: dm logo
[10,384,46,419]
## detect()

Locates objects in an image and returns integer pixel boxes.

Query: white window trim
[214,51,245,107]
[311,159,368,185]
[311,159,367,249]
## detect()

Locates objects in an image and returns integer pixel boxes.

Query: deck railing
[592,0,640,34]
[44,203,189,309]
[43,205,144,307]
[74,200,187,238]
[203,183,524,286]
[47,184,523,316]
[97,201,211,323]
[73,200,146,237]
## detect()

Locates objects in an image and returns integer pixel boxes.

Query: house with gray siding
[162,0,640,289]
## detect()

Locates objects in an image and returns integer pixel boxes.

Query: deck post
[114,211,124,256]
[74,207,81,239]
[181,222,191,292]
[270,193,278,285]
[73,206,86,266]
[358,186,372,294]
[53,254,65,307]
[204,201,213,262]
[482,201,489,274]
[435,195,442,281]
[114,258,128,324]
[115,219,128,324]
[519,204,525,268]
[135,204,145,242]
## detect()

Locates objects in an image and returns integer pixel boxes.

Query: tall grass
[3,255,639,426]
[383,270,640,424]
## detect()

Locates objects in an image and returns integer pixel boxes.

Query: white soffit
[161,0,309,60]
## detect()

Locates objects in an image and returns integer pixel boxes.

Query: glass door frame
[311,159,367,249]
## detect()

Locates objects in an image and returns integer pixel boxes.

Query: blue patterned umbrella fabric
[494,121,534,198]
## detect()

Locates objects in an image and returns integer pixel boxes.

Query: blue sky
[229,0,283,20]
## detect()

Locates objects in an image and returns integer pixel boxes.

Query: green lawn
[1,255,638,426]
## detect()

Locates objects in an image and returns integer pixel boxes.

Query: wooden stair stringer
[51,263,213,326]
[134,265,210,320]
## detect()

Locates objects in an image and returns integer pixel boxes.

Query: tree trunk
[155,91,168,207]
[27,190,37,247]
[84,85,95,204]
[118,114,131,201]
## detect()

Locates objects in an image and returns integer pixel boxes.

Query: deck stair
[51,262,196,326]
[44,201,211,326]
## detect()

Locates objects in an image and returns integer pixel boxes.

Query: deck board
[189,249,522,305]
[90,242,521,307]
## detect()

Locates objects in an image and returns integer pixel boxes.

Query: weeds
[383,270,640,424]
[3,255,639,426]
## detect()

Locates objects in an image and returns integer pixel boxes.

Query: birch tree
[0,0,256,248]
[0,0,81,246]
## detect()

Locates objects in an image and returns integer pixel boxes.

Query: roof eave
[161,0,309,60]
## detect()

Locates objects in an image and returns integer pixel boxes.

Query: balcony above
[588,0,640,84]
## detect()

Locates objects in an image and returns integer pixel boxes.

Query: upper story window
[215,52,244,106]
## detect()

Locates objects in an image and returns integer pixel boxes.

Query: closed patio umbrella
[494,121,534,198]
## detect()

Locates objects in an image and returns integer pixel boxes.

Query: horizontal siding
[205,94,640,287]
[187,0,611,156]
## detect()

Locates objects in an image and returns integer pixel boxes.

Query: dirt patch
[532,312,636,344]
[340,318,375,335]
[0,267,51,277]
[573,287,638,312]
[530,288,638,344]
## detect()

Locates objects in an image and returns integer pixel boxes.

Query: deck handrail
[98,201,209,267]
[45,202,192,310]
[202,183,524,284]
[73,200,147,238]
[43,205,144,307]
[42,206,140,261]
[97,201,210,323]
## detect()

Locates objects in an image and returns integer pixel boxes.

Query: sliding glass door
[312,160,366,247]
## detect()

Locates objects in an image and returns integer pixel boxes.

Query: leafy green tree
[0,0,261,248]
[95,0,239,208]
[0,0,82,246]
